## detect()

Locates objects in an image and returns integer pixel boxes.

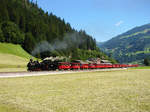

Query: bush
[144,58,150,66]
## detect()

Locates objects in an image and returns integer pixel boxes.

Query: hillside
[0,0,115,63]
[0,0,96,59]
[0,43,33,59]
[99,23,150,64]
[0,43,33,72]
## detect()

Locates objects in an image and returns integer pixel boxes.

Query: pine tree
[24,32,36,53]
[0,1,9,22]
[0,26,4,42]
[19,15,26,32]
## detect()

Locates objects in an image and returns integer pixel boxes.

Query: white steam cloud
[31,33,85,56]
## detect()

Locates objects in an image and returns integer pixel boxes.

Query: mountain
[99,23,150,64]
[0,0,115,63]
[96,41,105,47]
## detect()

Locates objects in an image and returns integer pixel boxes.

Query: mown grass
[0,69,150,112]
[0,53,28,72]
[0,68,27,72]
[130,66,150,69]
[0,64,26,72]
[0,53,28,66]
[0,104,22,112]
[0,43,35,72]
[0,43,33,59]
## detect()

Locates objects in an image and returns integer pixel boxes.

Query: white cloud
[115,20,124,27]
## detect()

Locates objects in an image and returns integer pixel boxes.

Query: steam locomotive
[27,58,139,71]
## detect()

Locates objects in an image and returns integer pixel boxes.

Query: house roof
[101,60,111,63]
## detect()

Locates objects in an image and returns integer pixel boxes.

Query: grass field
[131,66,150,69]
[0,43,33,59]
[0,69,150,112]
[0,53,28,72]
[0,43,34,72]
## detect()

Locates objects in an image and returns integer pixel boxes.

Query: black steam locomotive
[27,59,60,71]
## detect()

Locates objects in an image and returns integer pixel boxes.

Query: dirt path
[0,68,127,78]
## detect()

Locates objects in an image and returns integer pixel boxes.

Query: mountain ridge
[99,23,150,64]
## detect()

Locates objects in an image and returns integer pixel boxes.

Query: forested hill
[0,0,115,62]
[99,23,150,64]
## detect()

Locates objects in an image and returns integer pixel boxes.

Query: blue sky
[36,0,150,42]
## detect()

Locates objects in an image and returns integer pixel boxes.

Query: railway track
[0,68,127,78]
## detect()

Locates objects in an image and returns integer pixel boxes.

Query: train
[27,58,139,71]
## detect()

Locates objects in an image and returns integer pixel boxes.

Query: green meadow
[0,69,150,112]
[0,43,34,72]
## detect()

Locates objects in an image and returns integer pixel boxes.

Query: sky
[36,0,150,42]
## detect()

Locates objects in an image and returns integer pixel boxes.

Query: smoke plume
[31,32,85,56]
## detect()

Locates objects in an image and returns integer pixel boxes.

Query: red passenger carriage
[80,64,89,69]
[71,63,80,70]
[58,62,71,70]
[88,63,96,69]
